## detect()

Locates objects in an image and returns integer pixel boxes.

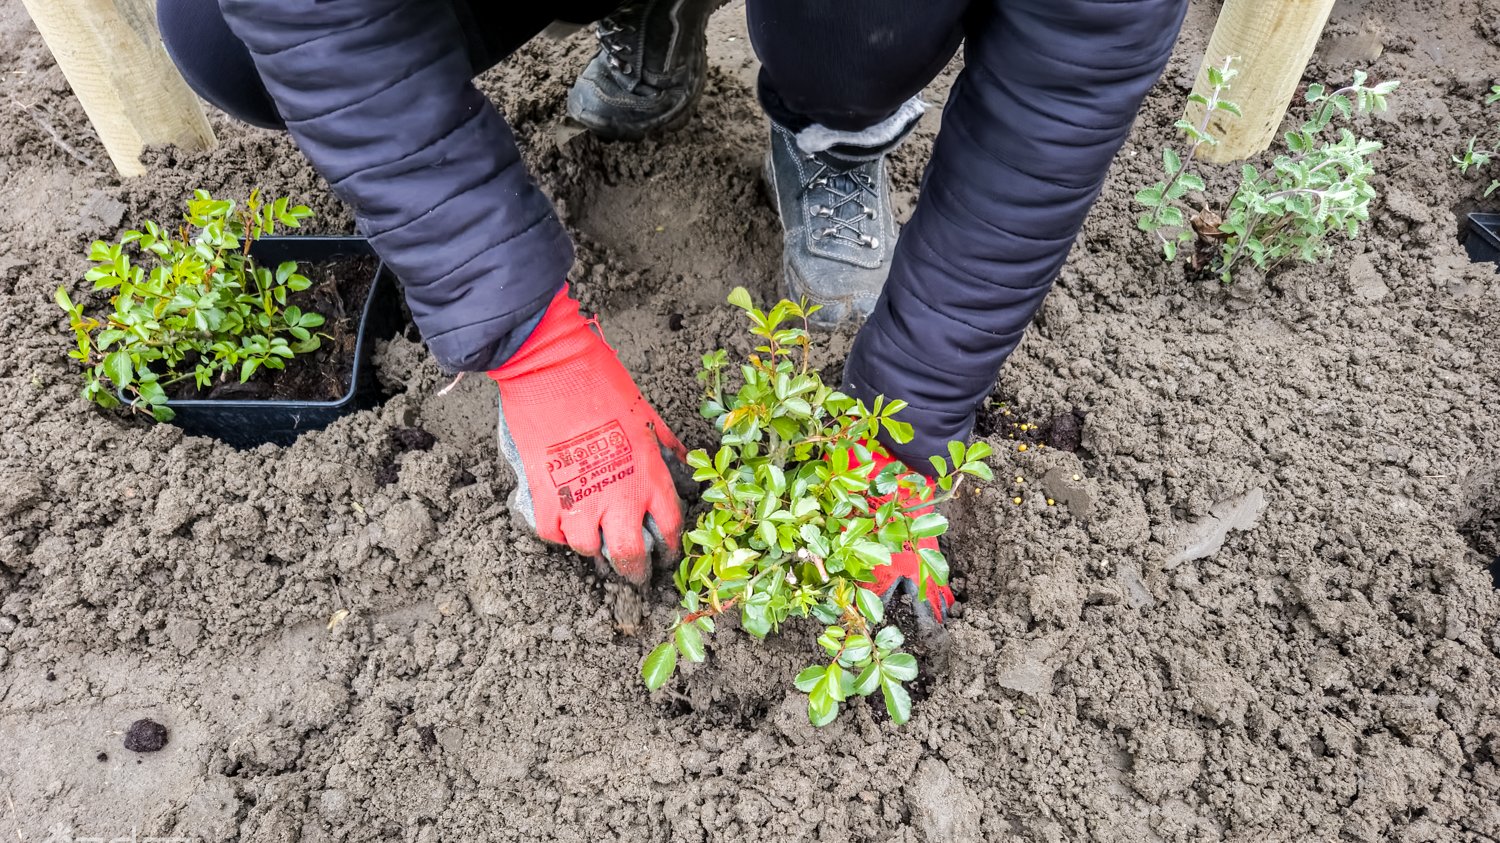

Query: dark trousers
[161,0,1186,463]
[159,0,963,145]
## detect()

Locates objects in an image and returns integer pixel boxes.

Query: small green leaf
[918,547,950,586]
[881,652,918,682]
[880,675,912,725]
[884,419,913,444]
[908,512,947,539]
[1134,186,1164,208]
[103,350,133,389]
[839,635,872,666]
[675,623,706,663]
[854,587,885,624]
[794,665,826,693]
[824,663,848,702]
[641,642,677,690]
[874,625,904,651]
[1162,147,1182,175]
[849,540,892,571]
[807,688,839,727]
[727,286,754,311]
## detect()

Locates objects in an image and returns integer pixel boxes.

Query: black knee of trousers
[157,0,284,130]
[749,0,966,133]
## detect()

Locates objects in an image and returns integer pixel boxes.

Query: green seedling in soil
[1453,84,1500,197]
[1136,59,1399,282]
[640,288,992,726]
[56,190,320,421]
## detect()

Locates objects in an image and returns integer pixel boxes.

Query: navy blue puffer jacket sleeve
[218,0,572,373]
[843,0,1187,467]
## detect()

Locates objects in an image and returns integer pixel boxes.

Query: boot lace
[802,161,881,250]
[595,5,643,76]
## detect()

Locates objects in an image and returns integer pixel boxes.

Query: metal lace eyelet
[862,236,880,249]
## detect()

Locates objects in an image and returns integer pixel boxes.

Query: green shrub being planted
[641,289,992,726]
[56,190,323,421]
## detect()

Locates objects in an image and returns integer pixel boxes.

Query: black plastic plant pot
[1463,212,1500,265]
[163,235,402,448]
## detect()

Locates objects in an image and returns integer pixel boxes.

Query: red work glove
[487,285,686,584]
[857,445,955,626]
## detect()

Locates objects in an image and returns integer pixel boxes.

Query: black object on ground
[123,719,169,753]
[1463,213,1500,266]
[1046,411,1085,453]
[164,236,403,448]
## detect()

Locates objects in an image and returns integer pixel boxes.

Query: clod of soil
[122,719,168,753]
[374,463,401,488]
[391,426,436,453]
[1046,410,1084,453]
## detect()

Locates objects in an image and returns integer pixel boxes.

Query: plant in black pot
[56,190,400,447]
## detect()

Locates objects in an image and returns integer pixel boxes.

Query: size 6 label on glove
[546,422,634,509]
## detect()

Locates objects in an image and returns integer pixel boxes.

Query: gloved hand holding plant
[641,289,992,726]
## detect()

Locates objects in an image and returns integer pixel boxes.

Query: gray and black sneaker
[566,0,725,141]
[764,122,898,328]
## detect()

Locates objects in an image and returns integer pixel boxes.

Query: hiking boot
[566,0,724,141]
[763,122,897,328]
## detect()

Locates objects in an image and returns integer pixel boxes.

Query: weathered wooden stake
[1185,0,1338,164]
[19,0,216,177]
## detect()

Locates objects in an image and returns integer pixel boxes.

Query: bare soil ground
[2,2,1499,841]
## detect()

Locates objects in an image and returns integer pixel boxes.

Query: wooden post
[19,0,216,177]
[1185,0,1337,164]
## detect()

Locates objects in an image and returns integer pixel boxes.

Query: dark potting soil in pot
[166,255,376,403]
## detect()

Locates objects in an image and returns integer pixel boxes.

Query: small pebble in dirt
[392,426,437,453]
[668,313,685,331]
[123,719,169,753]
[96,752,108,762]
[45,671,56,681]
[1046,411,1084,453]
[452,468,477,488]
